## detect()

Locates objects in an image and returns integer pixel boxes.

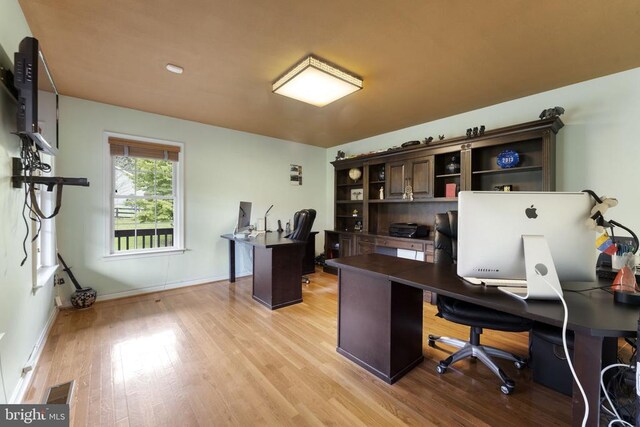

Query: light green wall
[0,0,57,404]
[327,68,640,237]
[3,0,640,404]
[55,97,327,299]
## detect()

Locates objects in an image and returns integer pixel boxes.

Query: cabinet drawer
[388,239,426,252]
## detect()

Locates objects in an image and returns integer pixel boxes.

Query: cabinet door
[386,160,406,199]
[409,155,434,199]
[339,235,354,257]
[357,240,376,255]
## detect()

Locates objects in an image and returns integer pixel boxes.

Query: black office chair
[428,211,532,395]
[287,209,316,283]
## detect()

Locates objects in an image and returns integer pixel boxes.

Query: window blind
[108,137,181,161]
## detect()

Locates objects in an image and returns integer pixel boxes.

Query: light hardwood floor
[25,270,572,426]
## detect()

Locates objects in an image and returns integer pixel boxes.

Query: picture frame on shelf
[350,188,363,200]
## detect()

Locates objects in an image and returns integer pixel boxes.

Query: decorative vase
[445,156,460,174]
[70,287,97,309]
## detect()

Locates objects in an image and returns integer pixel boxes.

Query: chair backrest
[434,211,458,264]
[287,209,316,241]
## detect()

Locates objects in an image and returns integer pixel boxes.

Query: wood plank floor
[25,270,573,426]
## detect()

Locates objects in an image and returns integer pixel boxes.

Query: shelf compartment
[472,167,543,192]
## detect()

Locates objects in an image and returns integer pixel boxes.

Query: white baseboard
[9,306,59,404]
[58,271,253,307]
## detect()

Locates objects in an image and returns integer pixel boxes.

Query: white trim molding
[9,306,59,404]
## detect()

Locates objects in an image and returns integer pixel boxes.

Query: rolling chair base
[428,332,527,395]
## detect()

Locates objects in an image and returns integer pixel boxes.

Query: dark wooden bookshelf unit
[323,117,563,273]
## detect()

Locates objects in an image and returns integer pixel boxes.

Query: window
[107,135,183,255]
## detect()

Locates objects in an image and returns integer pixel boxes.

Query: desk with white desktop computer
[327,253,638,427]
[328,191,638,426]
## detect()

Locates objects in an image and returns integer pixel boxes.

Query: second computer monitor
[457,191,596,282]
[236,201,252,233]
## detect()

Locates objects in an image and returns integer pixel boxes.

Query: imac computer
[457,191,596,300]
[235,201,252,235]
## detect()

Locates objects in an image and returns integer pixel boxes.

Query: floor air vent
[44,380,74,404]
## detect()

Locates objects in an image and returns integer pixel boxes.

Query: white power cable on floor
[600,363,635,427]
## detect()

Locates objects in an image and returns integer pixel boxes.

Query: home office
[1,1,639,426]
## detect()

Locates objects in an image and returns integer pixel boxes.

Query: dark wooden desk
[221,233,306,309]
[327,254,638,427]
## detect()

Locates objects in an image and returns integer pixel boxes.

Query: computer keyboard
[462,277,527,288]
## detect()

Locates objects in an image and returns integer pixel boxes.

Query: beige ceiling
[18,0,640,148]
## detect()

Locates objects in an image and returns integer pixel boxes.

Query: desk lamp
[584,190,640,305]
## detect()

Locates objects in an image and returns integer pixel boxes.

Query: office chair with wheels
[428,211,532,395]
[287,209,316,283]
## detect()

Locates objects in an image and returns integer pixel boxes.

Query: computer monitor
[236,201,252,233]
[457,191,596,298]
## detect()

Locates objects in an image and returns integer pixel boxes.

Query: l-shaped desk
[327,254,638,427]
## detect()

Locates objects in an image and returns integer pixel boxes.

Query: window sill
[104,247,187,261]
[33,264,59,293]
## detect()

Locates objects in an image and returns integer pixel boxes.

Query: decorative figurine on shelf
[438,134,445,140]
[539,106,565,120]
[285,221,291,234]
[379,186,384,200]
[423,136,434,144]
[466,125,486,139]
[378,168,385,181]
[352,208,359,217]
[445,156,460,174]
[336,150,346,160]
[402,179,414,201]
[354,220,363,232]
[348,167,362,182]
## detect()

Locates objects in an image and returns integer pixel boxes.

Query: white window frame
[104,132,185,258]
[31,153,58,292]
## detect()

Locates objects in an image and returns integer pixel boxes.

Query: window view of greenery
[113,156,175,251]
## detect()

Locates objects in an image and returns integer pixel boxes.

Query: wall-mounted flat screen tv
[14,36,58,155]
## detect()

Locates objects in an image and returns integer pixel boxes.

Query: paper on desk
[397,249,424,261]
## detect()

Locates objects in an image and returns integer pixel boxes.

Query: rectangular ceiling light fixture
[272,56,363,107]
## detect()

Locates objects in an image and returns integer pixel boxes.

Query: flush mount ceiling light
[166,63,183,74]
[272,56,363,107]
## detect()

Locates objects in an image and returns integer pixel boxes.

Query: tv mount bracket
[11,157,89,189]
[11,157,89,219]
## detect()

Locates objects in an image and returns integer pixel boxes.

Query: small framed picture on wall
[290,164,302,185]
